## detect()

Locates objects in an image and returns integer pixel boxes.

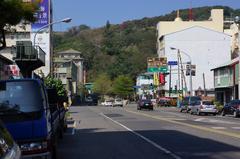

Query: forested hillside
[53,6,240,82]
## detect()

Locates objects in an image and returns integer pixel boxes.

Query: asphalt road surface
[57,104,240,159]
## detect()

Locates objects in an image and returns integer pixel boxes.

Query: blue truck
[0,79,66,159]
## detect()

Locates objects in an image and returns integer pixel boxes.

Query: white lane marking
[194,118,206,122]
[232,127,240,130]
[72,121,76,135]
[194,118,238,125]
[211,127,226,130]
[100,113,181,159]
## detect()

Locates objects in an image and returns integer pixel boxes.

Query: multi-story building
[53,49,84,95]
[136,73,154,98]
[157,9,224,56]
[211,58,238,104]
[156,9,231,94]
[0,0,52,77]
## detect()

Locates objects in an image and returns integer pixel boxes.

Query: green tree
[0,0,39,50]
[112,75,134,98]
[44,77,66,97]
[93,74,112,96]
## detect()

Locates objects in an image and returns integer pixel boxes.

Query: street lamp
[170,47,193,96]
[33,17,72,77]
[33,17,72,47]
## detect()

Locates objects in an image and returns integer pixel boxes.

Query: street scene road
[58,105,240,159]
[2,1,240,159]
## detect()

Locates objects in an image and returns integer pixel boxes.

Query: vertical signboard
[31,0,49,31]
[31,0,51,76]
[153,73,159,86]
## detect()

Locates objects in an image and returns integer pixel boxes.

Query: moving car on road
[113,98,123,107]
[222,99,240,118]
[137,99,153,110]
[102,100,114,106]
[190,100,217,115]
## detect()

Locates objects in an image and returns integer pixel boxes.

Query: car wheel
[221,110,225,116]
[213,113,216,116]
[233,111,239,118]
[180,109,183,112]
[190,110,194,115]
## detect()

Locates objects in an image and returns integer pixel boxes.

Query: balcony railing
[13,45,45,65]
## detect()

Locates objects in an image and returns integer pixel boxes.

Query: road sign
[147,57,167,68]
[147,66,168,73]
[168,61,178,66]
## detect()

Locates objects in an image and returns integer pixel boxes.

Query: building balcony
[12,41,46,77]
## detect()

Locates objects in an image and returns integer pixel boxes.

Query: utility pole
[177,50,181,96]
[169,65,172,97]
[203,73,207,97]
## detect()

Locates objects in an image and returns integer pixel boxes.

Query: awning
[211,57,238,71]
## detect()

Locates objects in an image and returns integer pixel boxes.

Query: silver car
[113,98,123,107]
[190,100,217,115]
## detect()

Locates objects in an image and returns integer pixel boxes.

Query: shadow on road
[57,129,240,159]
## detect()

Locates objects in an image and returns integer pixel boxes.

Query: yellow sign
[147,57,167,68]
[153,73,159,85]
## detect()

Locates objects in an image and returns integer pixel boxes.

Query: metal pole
[189,61,193,96]
[203,73,207,96]
[177,50,181,96]
[169,65,172,97]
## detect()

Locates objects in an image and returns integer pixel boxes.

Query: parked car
[222,99,240,118]
[113,98,123,107]
[85,95,98,106]
[180,96,201,112]
[0,120,21,159]
[190,100,217,115]
[158,97,170,107]
[0,79,65,159]
[102,100,114,106]
[137,99,153,110]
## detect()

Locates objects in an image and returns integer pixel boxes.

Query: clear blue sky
[52,0,240,31]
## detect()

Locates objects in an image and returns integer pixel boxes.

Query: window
[0,81,43,113]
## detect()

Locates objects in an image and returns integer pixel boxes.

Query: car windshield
[202,101,214,105]
[142,100,151,103]
[0,81,43,113]
[231,100,240,105]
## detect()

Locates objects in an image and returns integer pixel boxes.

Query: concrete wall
[157,9,224,55]
[162,26,231,90]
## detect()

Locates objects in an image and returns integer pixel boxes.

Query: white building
[1,0,52,77]
[136,73,154,97]
[159,26,231,90]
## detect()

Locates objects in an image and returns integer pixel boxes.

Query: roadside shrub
[214,101,223,113]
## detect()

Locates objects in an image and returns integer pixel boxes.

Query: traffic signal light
[174,85,177,91]
[159,73,165,85]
